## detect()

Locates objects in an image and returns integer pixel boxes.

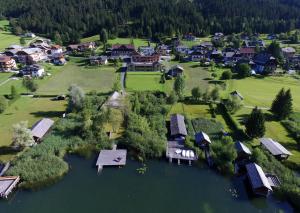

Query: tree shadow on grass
[0,146,19,155]
[30,111,65,118]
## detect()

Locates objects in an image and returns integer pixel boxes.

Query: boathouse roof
[245,163,272,191]
[235,141,252,155]
[195,132,211,144]
[170,114,187,136]
[259,138,292,156]
[31,118,54,140]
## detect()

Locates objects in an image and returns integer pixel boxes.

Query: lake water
[0,155,294,213]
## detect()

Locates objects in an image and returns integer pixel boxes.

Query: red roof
[240,47,255,54]
[0,56,12,63]
[112,44,135,50]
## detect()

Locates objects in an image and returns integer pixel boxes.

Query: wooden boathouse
[0,176,20,199]
[96,149,127,172]
[259,138,292,160]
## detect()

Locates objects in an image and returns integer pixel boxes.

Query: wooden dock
[96,149,127,172]
[0,176,20,199]
[166,141,198,165]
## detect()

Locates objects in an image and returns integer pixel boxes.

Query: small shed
[170,114,187,140]
[245,163,272,197]
[235,141,252,160]
[31,118,55,142]
[195,132,211,147]
[167,65,184,77]
[96,149,127,172]
[0,176,20,198]
[259,138,292,160]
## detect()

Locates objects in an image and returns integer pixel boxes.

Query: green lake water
[0,155,294,213]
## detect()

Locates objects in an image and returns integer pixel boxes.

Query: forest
[0,0,300,44]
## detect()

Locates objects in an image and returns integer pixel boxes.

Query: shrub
[221,70,232,80]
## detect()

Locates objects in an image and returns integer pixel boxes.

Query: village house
[170,114,187,141]
[243,39,265,48]
[67,42,96,52]
[0,56,17,71]
[245,163,273,197]
[189,50,206,62]
[127,54,162,71]
[89,56,108,66]
[31,118,55,142]
[156,44,171,56]
[16,48,46,64]
[20,64,45,77]
[282,47,296,59]
[259,138,292,160]
[138,46,155,56]
[24,32,36,38]
[183,33,196,41]
[175,45,189,55]
[253,53,277,74]
[200,41,213,50]
[111,44,136,58]
[51,53,66,65]
[240,47,256,59]
[167,65,184,77]
[51,45,63,55]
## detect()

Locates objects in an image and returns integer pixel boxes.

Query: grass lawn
[126,72,172,92]
[0,20,21,51]
[37,59,115,95]
[167,103,211,119]
[81,36,152,47]
[232,107,300,168]
[0,97,66,161]
[225,75,300,112]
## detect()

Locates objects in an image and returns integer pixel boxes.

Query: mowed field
[37,59,115,95]
[0,20,20,51]
[225,75,300,111]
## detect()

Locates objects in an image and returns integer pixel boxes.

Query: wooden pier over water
[96,148,127,172]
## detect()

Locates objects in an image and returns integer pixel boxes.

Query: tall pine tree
[271,88,293,120]
[245,107,266,138]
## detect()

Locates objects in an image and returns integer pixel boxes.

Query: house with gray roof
[259,138,292,160]
[245,163,272,196]
[170,114,187,140]
[235,141,251,160]
[31,118,55,142]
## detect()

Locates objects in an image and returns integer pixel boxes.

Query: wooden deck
[0,176,20,199]
[96,149,127,172]
[166,141,198,165]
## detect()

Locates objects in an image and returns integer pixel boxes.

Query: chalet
[16,48,46,64]
[245,163,272,197]
[240,47,256,59]
[67,42,95,52]
[200,41,213,50]
[111,44,136,58]
[0,56,17,71]
[210,49,223,61]
[6,45,23,51]
[167,65,184,77]
[195,132,211,147]
[31,118,54,142]
[243,39,265,48]
[189,51,206,62]
[267,34,277,40]
[175,45,189,54]
[235,141,252,160]
[223,51,237,62]
[52,53,66,65]
[230,91,244,100]
[138,46,155,56]
[127,54,162,71]
[282,47,296,59]
[184,33,196,41]
[0,176,20,199]
[51,45,63,55]
[89,56,108,66]
[156,44,171,56]
[170,114,187,141]
[259,138,292,160]
[253,53,277,74]
[20,64,45,77]
[24,32,36,38]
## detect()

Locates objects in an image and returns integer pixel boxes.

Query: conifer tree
[271,88,293,120]
[245,107,266,138]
